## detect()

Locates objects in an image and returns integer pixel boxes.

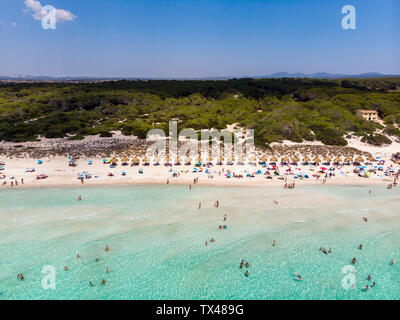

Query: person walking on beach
[78,195,82,201]
[272,240,276,247]
[198,202,201,209]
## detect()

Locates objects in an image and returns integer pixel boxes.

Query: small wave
[127,215,151,221]
[65,213,98,220]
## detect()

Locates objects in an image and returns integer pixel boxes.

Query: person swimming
[245,262,250,268]
[240,260,244,269]
[359,244,363,250]
[367,274,371,280]
[77,253,80,258]
[352,257,357,264]
[101,279,106,285]
[294,272,303,280]
[245,271,249,277]
[105,245,110,252]
[96,258,100,262]
[64,266,69,271]
[90,281,94,287]
[210,237,215,242]
[106,268,110,273]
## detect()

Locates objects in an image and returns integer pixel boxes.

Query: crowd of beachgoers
[0,151,399,188]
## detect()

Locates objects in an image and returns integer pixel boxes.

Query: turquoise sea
[0,184,400,300]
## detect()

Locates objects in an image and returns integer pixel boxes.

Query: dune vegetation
[1,77,400,147]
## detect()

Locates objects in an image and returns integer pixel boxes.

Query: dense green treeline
[1,78,400,146]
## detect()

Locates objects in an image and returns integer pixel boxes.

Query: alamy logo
[41,5,56,30]
[41,265,56,290]
[341,265,356,289]
[341,5,356,30]
[146,121,255,162]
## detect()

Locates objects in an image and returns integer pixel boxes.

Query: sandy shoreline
[0,155,398,189]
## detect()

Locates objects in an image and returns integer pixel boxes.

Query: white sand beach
[0,154,398,189]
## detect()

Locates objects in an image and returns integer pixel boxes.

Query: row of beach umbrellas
[101,155,377,165]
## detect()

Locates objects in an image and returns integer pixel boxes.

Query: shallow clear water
[0,184,399,300]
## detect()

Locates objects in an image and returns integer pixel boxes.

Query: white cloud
[24,0,77,22]
[11,22,17,27]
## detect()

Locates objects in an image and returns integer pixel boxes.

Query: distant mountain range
[1,72,399,82]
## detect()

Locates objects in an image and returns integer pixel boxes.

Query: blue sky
[0,0,399,78]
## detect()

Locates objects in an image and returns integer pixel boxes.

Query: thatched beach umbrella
[281,157,289,163]
[121,156,129,162]
[367,156,376,162]
[270,156,278,162]
[334,157,342,163]
[292,157,300,163]
[142,157,150,165]
[313,157,321,163]
[238,157,245,165]
[354,156,364,163]
[303,157,311,162]
[324,157,331,163]
[111,157,118,163]
[260,156,267,162]
[132,157,140,165]
[175,157,182,165]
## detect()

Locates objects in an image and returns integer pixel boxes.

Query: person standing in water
[78,195,82,201]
